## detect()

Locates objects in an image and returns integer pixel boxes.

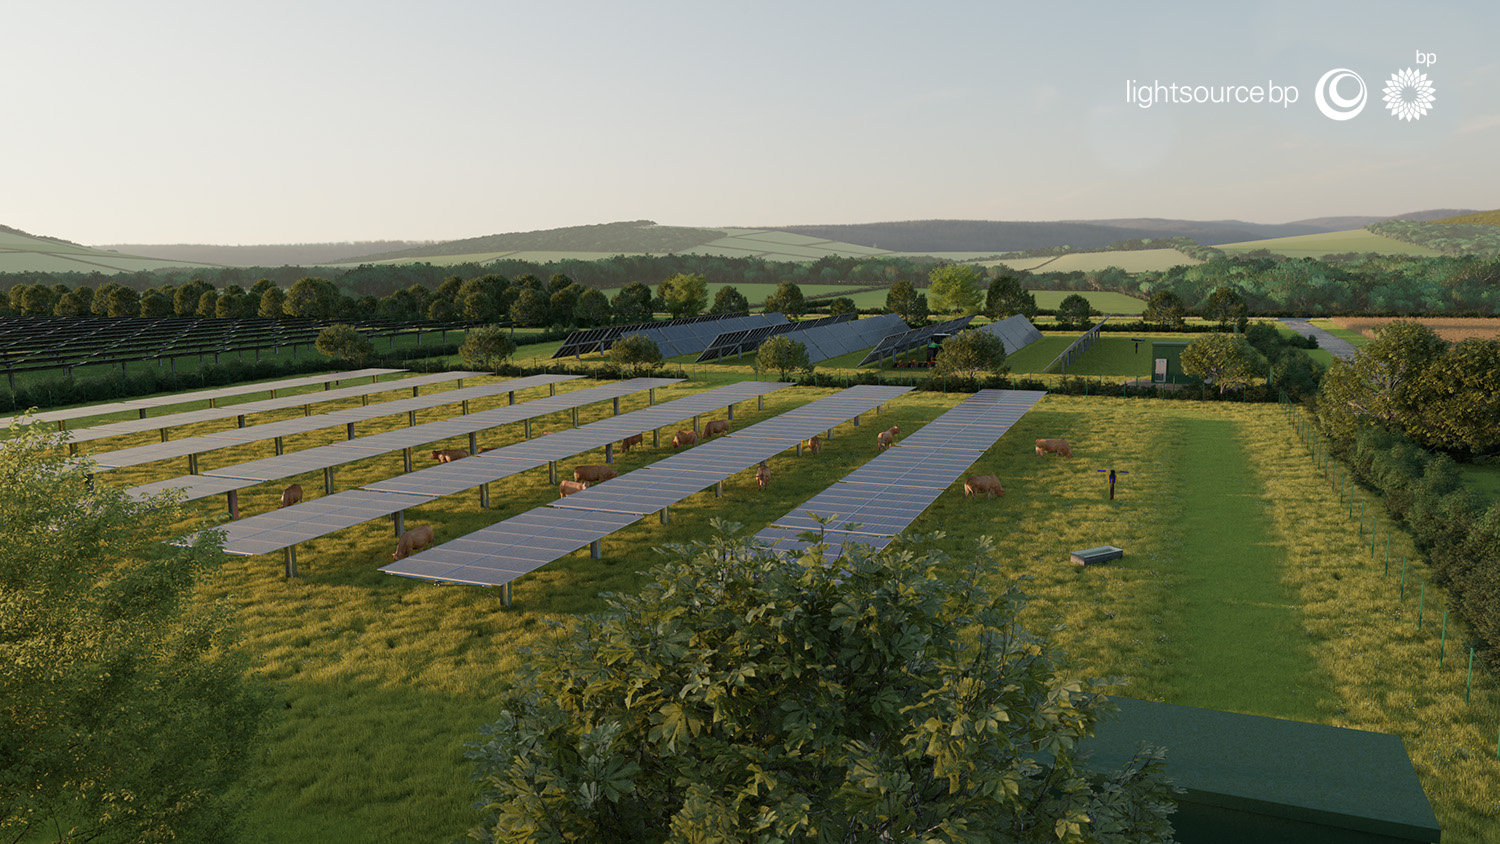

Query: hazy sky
[4,0,1495,244]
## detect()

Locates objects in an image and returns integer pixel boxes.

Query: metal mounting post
[227,490,238,520]
[403,447,412,473]
[275,436,284,456]
[187,453,199,475]
[590,540,601,560]
[605,443,614,464]
[501,583,513,607]
[549,461,558,484]
[346,422,355,440]
[660,506,670,525]
[461,400,469,415]
[508,391,515,406]
[480,483,490,509]
[285,545,298,579]
[394,509,405,536]
[649,388,656,405]
[613,397,620,415]
[468,432,477,454]
[323,467,334,494]
[237,414,246,428]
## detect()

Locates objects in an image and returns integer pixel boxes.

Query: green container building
[1151,340,1193,385]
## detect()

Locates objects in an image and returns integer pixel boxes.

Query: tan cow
[755,460,771,490]
[574,464,619,484]
[620,433,644,453]
[703,419,731,438]
[558,480,589,498]
[803,435,822,456]
[963,475,1006,499]
[279,483,302,508]
[672,430,698,449]
[1035,438,1073,458]
[476,446,497,454]
[876,425,901,450]
[431,448,469,463]
[391,525,435,561]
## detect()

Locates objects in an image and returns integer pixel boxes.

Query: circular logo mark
[1383,67,1436,121]
[1315,68,1367,120]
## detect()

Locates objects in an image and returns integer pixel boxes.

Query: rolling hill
[0,225,217,275]
[1435,209,1500,226]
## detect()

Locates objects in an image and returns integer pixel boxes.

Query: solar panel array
[130,377,680,505]
[753,389,1047,560]
[856,316,976,366]
[381,385,912,588]
[209,380,787,556]
[1045,317,1111,373]
[64,371,491,446]
[768,313,909,365]
[694,314,854,362]
[0,368,403,428]
[553,313,787,359]
[977,315,1044,355]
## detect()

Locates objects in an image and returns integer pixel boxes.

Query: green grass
[1217,229,1444,258]
[990,249,1199,274]
[1459,463,1500,504]
[1309,319,1372,347]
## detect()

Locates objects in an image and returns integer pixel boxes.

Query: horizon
[3,1,1494,245]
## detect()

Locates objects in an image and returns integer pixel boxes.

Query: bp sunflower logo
[1382,67,1436,121]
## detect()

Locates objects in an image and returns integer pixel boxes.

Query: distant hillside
[1,225,212,275]
[346,220,722,262]
[1288,209,1477,229]
[1435,209,1500,226]
[92,241,436,267]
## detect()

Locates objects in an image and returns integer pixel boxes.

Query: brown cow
[1035,438,1073,458]
[876,425,901,450]
[279,484,302,508]
[755,460,771,490]
[672,430,698,449]
[620,433,644,453]
[703,419,731,438]
[574,464,619,484]
[431,448,469,463]
[963,475,1006,499]
[391,525,435,561]
[476,446,497,454]
[559,480,589,498]
[803,435,822,456]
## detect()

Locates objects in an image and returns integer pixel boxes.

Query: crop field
[985,248,1200,274]
[54,376,1499,843]
[1217,229,1444,258]
[0,229,209,273]
[1330,316,1500,343]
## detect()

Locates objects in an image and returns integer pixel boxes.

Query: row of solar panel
[630,314,787,358]
[0,367,404,427]
[210,380,791,556]
[379,385,913,587]
[978,315,1045,355]
[552,312,777,358]
[693,314,855,362]
[779,313,908,364]
[752,389,1048,559]
[856,316,976,366]
[1045,317,1111,373]
[90,374,577,469]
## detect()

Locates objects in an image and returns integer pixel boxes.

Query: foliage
[608,333,664,376]
[983,274,1038,320]
[466,529,1176,844]
[0,423,268,843]
[1056,293,1095,330]
[283,277,339,319]
[756,336,812,381]
[1142,291,1185,328]
[314,323,375,364]
[1242,323,1323,401]
[139,288,172,318]
[657,273,708,319]
[1204,286,1248,331]
[827,296,857,316]
[613,283,655,324]
[509,289,550,327]
[763,280,807,320]
[927,263,984,315]
[932,327,1009,381]
[708,285,749,316]
[1367,220,1500,257]
[1180,332,1259,394]
[257,286,285,319]
[573,288,611,327]
[460,326,519,372]
[885,279,929,326]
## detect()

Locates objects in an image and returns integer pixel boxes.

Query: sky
[3,0,1496,245]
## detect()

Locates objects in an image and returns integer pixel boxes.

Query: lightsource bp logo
[1314,68,1367,120]
[1383,68,1436,121]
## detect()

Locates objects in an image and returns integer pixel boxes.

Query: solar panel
[752,525,894,559]
[219,489,436,556]
[550,471,713,515]
[203,443,392,481]
[554,313,787,359]
[977,315,1043,355]
[125,474,259,503]
[382,509,639,585]
[856,316,975,366]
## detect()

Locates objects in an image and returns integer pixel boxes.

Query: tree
[927,264,984,315]
[548,286,581,327]
[573,289,611,327]
[1180,332,1259,394]
[173,280,214,317]
[216,288,246,319]
[608,333,664,376]
[1057,293,1095,330]
[1143,290,1186,328]
[933,327,1009,381]
[1317,320,1449,445]
[0,422,268,843]
[466,529,1176,843]
[284,277,338,319]
[315,324,374,364]
[757,336,812,381]
[139,288,173,318]
[828,296,857,316]
[257,287,285,319]
[460,326,518,372]
[885,279,928,326]
[195,289,218,318]
[613,283,655,324]
[1417,337,1500,458]
[984,274,1038,320]
[91,282,122,316]
[509,289,550,327]
[708,285,749,316]
[763,281,807,320]
[463,291,498,322]
[52,291,86,317]
[105,285,140,318]
[20,284,57,316]
[1204,285,1247,331]
[658,273,708,319]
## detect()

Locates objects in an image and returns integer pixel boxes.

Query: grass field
[1460,463,1500,504]
[985,249,1200,274]
[1311,318,1373,347]
[1217,229,1444,258]
[1330,317,1500,343]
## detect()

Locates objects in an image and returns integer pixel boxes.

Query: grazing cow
[876,425,901,451]
[574,464,619,484]
[391,525,435,561]
[672,430,698,449]
[476,446,497,454]
[558,480,589,498]
[1035,438,1073,458]
[279,484,303,508]
[803,435,822,456]
[703,419,731,438]
[755,460,771,490]
[431,448,469,463]
[620,433,644,453]
[963,475,1006,499]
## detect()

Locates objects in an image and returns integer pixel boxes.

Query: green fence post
[1400,556,1408,601]
[1417,582,1425,631]
[1359,501,1364,536]
[1439,612,1447,666]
